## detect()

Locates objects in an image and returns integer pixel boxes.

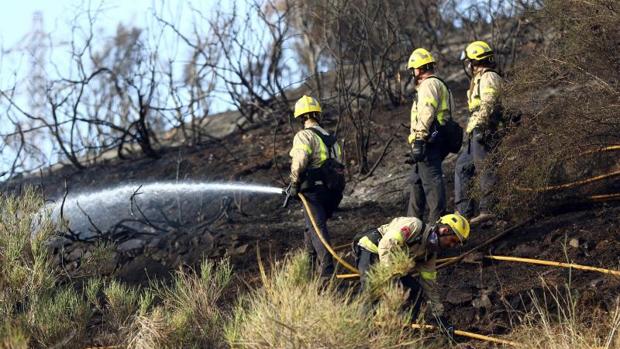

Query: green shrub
[104,280,142,332]
[28,286,92,347]
[224,251,420,349]
[127,258,233,348]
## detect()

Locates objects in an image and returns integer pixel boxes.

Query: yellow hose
[298,193,359,274]
[411,324,522,347]
[337,255,620,279]
[588,193,620,202]
[517,168,620,192]
[577,144,620,156]
[486,255,620,276]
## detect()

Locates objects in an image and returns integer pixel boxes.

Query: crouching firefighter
[352,213,470,340]
[285,95,346,278]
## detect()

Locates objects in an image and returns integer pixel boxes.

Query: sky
[0,0,150,49]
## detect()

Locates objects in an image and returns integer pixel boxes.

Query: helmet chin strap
[462,60,472,80]
[426,225,440,253]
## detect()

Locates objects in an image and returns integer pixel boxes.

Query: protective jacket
[409,76,453,144]
[465,69,503,134]
[289,119,342,185]
[357,216,443,315]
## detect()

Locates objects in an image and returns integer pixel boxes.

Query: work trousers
[302,186,342,277]
[407,144,446,223]
[454,132,496,217]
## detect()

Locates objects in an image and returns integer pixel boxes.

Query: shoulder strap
[427,76,453,120]
[477,69,502,98]
[308,127,337,158]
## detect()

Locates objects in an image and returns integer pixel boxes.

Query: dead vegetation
[490,0,620,218]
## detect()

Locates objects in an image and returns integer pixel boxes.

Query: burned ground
[3,91,619,345]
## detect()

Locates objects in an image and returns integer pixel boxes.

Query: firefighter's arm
[411,82,439,142]
[418,258,444,316]
[468,73,502,133]
[289,131,313,183]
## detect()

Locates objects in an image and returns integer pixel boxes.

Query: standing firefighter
[455,41,503,225]
[352,213,470,340]
[406,48,455,223]
[285,95,346,277]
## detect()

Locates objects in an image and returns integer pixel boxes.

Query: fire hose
[411,324,522,347]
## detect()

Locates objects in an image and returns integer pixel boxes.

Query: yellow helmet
[461,40,494,61]
[294,95,322,118]
[407,48,436,69]
[439,213,470,241]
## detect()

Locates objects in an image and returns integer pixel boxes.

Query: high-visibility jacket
[289,119,342,184]
[466,69,503,134]
[409,76,453,144]
[356,216,444,315]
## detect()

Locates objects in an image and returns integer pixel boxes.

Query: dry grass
[126,259,233,348]
[511,284,620,349]
[225,250,426,349]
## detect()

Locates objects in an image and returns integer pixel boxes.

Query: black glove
[404,152,414,165]
[472,127,485,143]
[410,140,426,163]
[285,181,300,198]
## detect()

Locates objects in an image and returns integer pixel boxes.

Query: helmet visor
[459,50,467,61]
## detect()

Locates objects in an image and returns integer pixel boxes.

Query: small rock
[47,236,72,250]
[569,238,580,248]
[446,289,473,305]
[472,292,492,310]
[67,248,84,261]
[233,244,249,255]
[147,238,161,248]
[118,239,146,252]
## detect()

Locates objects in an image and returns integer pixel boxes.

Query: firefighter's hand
[410,140,426,163]
[285,181,300,198]
[404,152,414,165]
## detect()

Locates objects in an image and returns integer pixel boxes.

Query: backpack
[428,76,463,156]
[304,127,346,193]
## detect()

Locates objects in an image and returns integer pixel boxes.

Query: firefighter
[285,95,345,277]
[455,41,504,225]
[406,48,454,223]
[353,213,470,340]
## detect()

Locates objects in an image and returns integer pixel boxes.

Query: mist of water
[43,181,284,236]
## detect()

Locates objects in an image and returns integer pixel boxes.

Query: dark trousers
[454,132,496,217]
[407,145,446,223]
[357,249,424,318]
[302,186,342,277]
[357,249,378,288]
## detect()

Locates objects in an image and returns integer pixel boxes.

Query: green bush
[28,286,92,347]
[127,258,233,348]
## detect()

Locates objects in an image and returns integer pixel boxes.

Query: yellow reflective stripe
[313,133,328,166]
[358,236,379,254]
[436,84,449,125]
[420,270,437,280]
[292,144,312,155]
[424,97,438,108]
[468,98,481,112]
[391,231,404,244]
[408,134,416,144]
[335,143,342,161]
